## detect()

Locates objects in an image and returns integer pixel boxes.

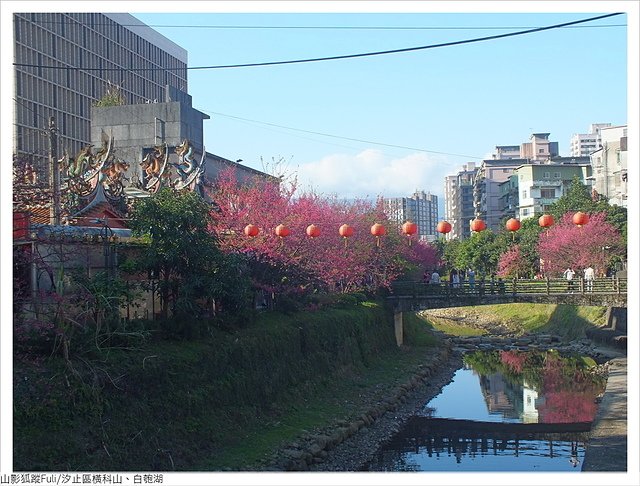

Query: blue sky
[130,6,630,214]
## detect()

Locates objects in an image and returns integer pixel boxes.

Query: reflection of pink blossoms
[500,350,526,373]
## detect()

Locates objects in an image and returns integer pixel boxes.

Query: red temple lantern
[538,214,554,229]
[470,218,486,232]
[339,224,354,238]
[244,224,259,237]
[371,223,386,247]
[505,218,521,232]
[339,224,353,247]
[572,211,590,227]
[306,224,320,238]
[402,221,418,245]
[436,220,452,235]
[505,218,520,241]
[275,224,290,238]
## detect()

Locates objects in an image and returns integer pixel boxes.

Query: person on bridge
[584,266,595,292]
[563,267,576,293]
[467,268,475,290]
[429,270,440,285]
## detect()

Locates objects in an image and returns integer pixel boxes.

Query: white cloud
[294,149,458,201]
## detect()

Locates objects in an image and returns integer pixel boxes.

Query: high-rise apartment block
[385,191,438,242]
[444,163,476,240]
[13,13,188,178]
[570,123,612,157]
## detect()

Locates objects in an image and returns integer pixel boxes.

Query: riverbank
[582,357,627,472]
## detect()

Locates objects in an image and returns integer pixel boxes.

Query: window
[522,190,527,199]
[541,188,555,199]
[543,171,550,178]
[553,172,561,178]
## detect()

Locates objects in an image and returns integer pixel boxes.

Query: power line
[206,110,484,160]
[13,13,624,72]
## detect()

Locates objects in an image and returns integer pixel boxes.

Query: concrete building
[13,13,188,180]
[385,191,438,242]
[492,145,520,160]
[473,159,529,232]
[498,175,519,221]
[519,133,559,161]
[570,123,612,157]
[444,162,476,240]
[589,125,628,207]
[514,163,592,220]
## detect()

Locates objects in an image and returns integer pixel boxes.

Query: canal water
[364,350,606,472]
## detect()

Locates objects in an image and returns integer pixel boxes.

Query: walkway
[582,357,627,471]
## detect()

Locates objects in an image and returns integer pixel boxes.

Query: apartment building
[385,191,438,242]
[444,162,476,240]
[514,163,592,220]
[589,125,628,207]
[570,123,612,157]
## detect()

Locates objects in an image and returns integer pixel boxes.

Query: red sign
[13,212,30,239]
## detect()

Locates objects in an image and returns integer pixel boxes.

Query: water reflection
[365,350,606,472]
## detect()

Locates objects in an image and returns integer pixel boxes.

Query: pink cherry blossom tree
[537,211,624,277]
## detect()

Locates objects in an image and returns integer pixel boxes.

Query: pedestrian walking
[563,267,575,292]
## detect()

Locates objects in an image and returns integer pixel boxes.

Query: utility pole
[48,116,61,225]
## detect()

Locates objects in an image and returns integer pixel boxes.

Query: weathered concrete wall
[605,307,627,332]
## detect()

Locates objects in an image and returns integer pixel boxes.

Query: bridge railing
[391,277,627,298]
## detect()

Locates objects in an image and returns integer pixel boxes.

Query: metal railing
[391,277,627,298]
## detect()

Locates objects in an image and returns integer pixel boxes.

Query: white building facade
[570,123,612,157]
[589,125,628,207]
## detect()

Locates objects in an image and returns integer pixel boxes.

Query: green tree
[548,176,596,218]
[454,230,502,277]
[128,188,227,319]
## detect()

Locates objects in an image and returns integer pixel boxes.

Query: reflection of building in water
[522,380,540,423]
[477,372,522,420]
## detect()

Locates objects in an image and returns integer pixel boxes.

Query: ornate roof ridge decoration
[61,134,205,227]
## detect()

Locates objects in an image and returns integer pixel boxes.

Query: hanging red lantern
[538,214,554,229]
[505,218,521,232]
[274,224,290,238]
[572,211,590,227]
[436,220,452,235]
[470,218,486,232]
[306,224,320,238]
[402,221,418,246]
[371,223,386,247]
[402,221,418,236]
[244,224,259,237]
[505,218,520,241]
[339,224,354,238]
[339,224,353,248]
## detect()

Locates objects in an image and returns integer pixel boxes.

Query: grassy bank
[420,303,608,340]
[14,300,439,471]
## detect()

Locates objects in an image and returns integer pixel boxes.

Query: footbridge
[388,277,627,346]
[389,277,627,312]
